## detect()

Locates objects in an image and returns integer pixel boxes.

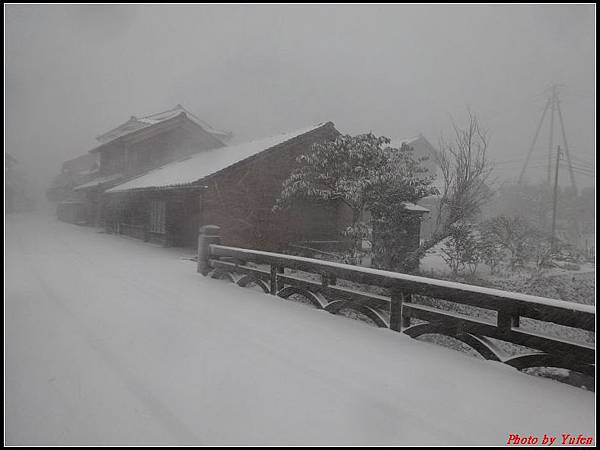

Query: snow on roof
[385,135,439,166]
[95,104,231,144]
[401,202,430,213]
[137,104,232,139]
[386,135,422,149]
[74,174,124,191]
[107,123,330,193]
[387,134,442,190]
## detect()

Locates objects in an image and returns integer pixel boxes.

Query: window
[150,200,166,234]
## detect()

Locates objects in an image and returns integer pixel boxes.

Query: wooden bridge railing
[197,226,595,383]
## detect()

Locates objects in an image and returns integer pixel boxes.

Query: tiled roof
[107,123,332,193]
[95,104,231,144]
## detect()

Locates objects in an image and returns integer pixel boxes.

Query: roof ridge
[106,122,332,193]
[93,104,232,148]
[140,104,232,137]
[137,104,183,120]
[393,134,422,144]
[227,122,327,147]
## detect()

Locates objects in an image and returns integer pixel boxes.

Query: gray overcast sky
[5,4,596,196]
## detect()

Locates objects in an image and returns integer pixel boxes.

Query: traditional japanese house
[67,105,230,225]
[104,122,341,250]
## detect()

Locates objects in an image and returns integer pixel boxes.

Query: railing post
[270,265,283,295]
[402,293,412,328]
[320,272,337,291]
[497,311,519,334]
[197,225,221,275]
[390,288,404,332]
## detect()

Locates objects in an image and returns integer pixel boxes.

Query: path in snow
[5,212,595,445]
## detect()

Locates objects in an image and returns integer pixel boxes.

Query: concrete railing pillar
[390,288,410,332]
[197,225,221,275]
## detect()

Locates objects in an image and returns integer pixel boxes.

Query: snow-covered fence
[198,226,595,383]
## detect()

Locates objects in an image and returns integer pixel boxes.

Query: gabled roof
[95,104,232,145]
[387,135,422,147]
[386,135,439,162]
[386,134,443,196]
[107,122,334,193]
[387,134,440,176]
[401,202,430,213]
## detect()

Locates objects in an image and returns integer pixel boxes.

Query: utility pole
[519,84,577,193]
[518,97,551,184]
[555,94,577,194]
[550,145,562,253]
[547,86,556,185]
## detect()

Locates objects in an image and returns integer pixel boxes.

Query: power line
[495,157,546,166]
[570,165,595,174]
[525,162,594,173]
[569,161,595,170]
[570,170,595,179]
[570,167,595,175]
[570,155,594,166]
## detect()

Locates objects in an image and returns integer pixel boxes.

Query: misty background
[5,4,595,202]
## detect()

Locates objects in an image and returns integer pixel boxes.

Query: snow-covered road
[5,213,595,445]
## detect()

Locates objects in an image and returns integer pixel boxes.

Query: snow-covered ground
[5,212,595,445]
[420,244,596,280]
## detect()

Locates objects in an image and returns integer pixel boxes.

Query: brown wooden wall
[98,116,224,177]
[197,123,341,251]
[105,123,342,251]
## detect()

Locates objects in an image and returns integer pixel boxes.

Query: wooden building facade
[104,122,342,251]
[55,112,431,264]
[64,105,229,226]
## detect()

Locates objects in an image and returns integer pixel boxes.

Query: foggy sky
[5,4,596,198]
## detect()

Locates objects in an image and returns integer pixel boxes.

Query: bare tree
[402,111,494,272]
